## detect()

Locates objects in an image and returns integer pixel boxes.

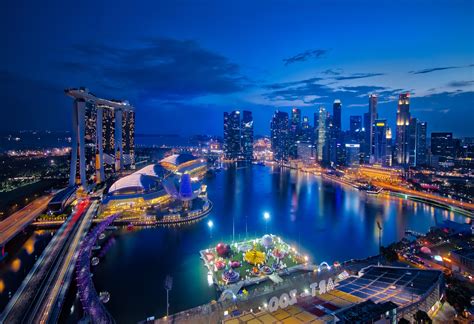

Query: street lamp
[263,212,270,234]
[207,220,214,239]
[376,221,382,266]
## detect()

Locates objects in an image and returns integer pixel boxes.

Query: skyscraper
[350,115,362,137]
[395,93,411,165]
[289,108,301,158]
[362,112,371,162]
[301,116,313,142]
[271,111,289,161]
[122,109,135,167]
[316,107,329,163]
[416,121,427,166]
[331,100,344,165]
[241,111,254,161]
[332,100,342,132]
[431,132,454,160]
[386,127,393,166]
[408,117,417,166]
[223,111,241,160]
[66,88,135,187]
[373,119,387,165]
[368,94,378,162]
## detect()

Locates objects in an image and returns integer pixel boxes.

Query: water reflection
[92,166,468,323]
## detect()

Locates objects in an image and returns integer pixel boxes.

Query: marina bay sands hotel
[65,87,135,187]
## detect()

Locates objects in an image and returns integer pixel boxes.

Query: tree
[381,245,399,262]
[413,310,432,323]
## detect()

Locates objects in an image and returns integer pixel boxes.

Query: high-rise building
[345,144,360,166]
[332,100,342,132]
[289,108,302,158]
[362,112,371,162]
[431,132,454,160]
[395,93,411,165]
[271,111,289,161]
[66,88,134,187]
[386,127,393,166]
[416,121,427,166]
[223,111,241,160]
[301,116,313,142]
[368,94,378,162]
[373,119,387,165]
[122,109,135,167]
[331,100,344,165]
[297,142,315,165]
[241,111,254,161]
[316,107,329,163]
[408,117,417,166]
[350,115,362,138]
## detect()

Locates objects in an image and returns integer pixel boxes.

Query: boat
[358,184,382,195]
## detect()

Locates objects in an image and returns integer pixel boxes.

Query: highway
[0,199,96,323]
[372,181,474,212]
[36,199,98,323]
[0,194,53,247]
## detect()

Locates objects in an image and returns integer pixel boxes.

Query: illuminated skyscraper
[431,132,454,160]
[368,94,378,162]
[416,121,428,166]
[373,119,387,164]
[66,88,134,187]
[223,111,241,160]
[350,115,362,137]
[271,111,289,161]
[386,127,393,166]
[316,106,329,163]
[122,109,135,167]
[241,111,254,161]
[301,116,313,142]
[395,93,411,165]
[332,99,342,132]
[289,108,301,158]
[408,117,418,166]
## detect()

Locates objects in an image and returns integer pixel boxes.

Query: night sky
[1,0,473,137]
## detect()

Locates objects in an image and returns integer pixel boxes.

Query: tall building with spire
[395,93,411,165]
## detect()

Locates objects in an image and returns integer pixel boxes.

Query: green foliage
[413,310,432,323]
[381,245,399,262]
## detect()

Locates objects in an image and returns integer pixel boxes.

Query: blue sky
[1,0,473,136]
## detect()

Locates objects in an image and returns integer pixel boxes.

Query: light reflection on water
[91,166,467,323]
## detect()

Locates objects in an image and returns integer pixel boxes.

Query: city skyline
[1,0,473,137]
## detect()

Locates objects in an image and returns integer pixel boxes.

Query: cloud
[282,49,329,66]
[262,76,399,106]
[409,66,459,74]
[446,80,474,88]
[60,38,250,101]
[333,72,384,80]
[321,69,343,76]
